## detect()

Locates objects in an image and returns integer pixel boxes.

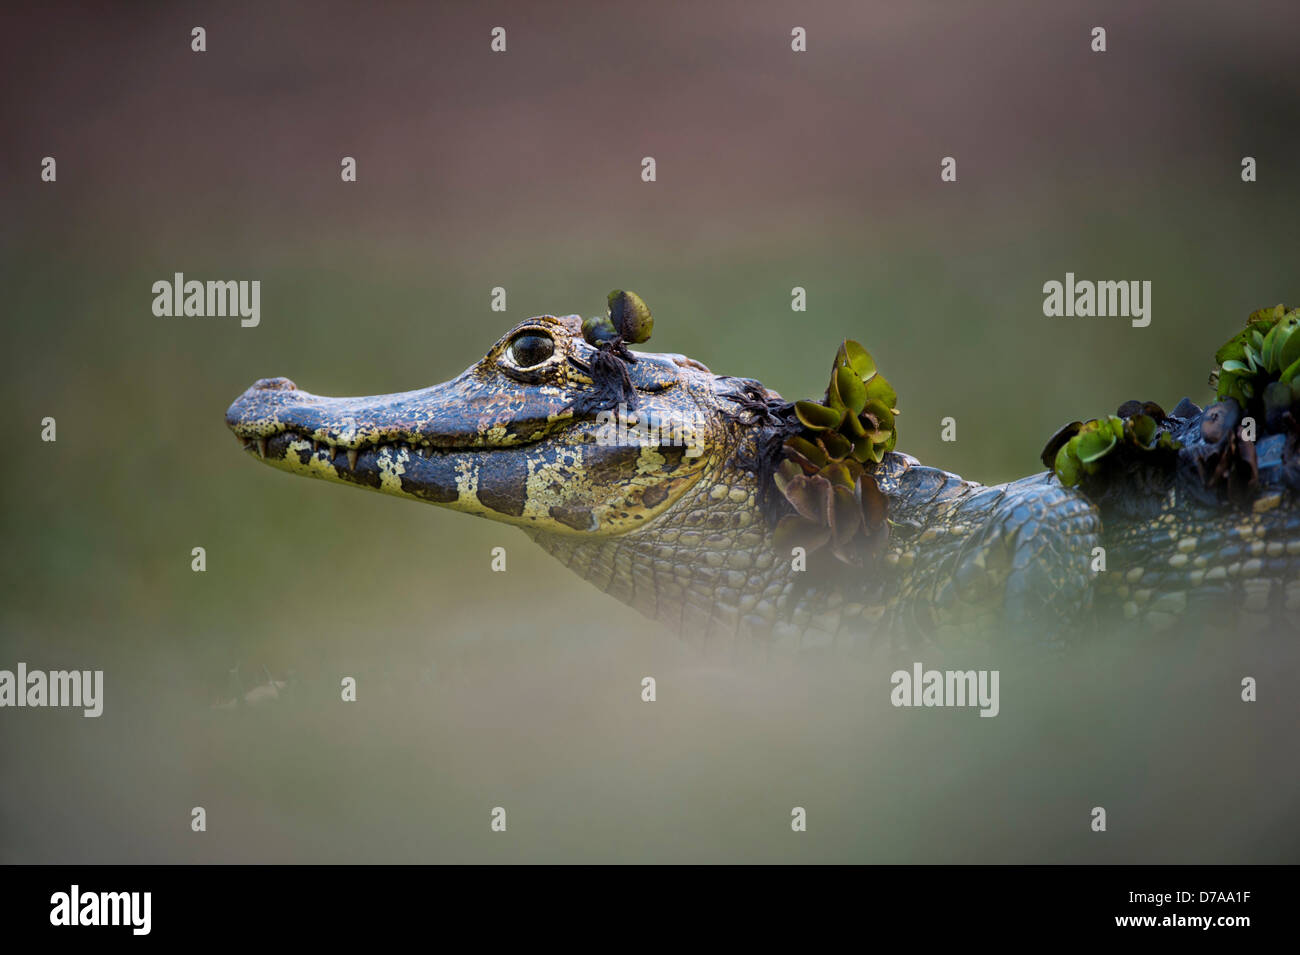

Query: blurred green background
[2,0,1298,862]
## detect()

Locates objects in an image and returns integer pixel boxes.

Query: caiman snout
[225,378,298,429]
[251,376,298,392]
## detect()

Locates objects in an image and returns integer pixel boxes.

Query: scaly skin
[225,313,1300,647]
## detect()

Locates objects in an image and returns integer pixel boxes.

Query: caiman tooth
[347,448,359,471]
[256,438,268,458]
[420,446,432,459]
[312,440,320,454]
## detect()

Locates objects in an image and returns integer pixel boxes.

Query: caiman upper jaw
[226,372,564,456]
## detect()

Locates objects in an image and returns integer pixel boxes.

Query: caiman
[225,297,1300,650]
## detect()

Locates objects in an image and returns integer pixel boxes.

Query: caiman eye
[507,331,555,368]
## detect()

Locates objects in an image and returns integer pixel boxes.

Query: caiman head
[225,314,771,538]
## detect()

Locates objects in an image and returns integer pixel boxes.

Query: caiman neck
[524,442,1094,651]
[523,427,788,643]
[523,433,941,648]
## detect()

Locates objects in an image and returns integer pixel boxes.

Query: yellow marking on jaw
[523,444,589,520]
[281,436,342,481]
[455,458,477,508]
[377,447,409,493]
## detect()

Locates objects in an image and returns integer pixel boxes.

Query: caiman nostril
[252,377,298,392]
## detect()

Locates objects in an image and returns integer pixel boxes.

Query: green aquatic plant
[582,289,654,347]
[1212,304,1300,424]
[581,289,654,410]
[773,340,897,565]
[1041,403,1180,488]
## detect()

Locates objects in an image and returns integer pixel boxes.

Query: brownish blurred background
[2,0,1298,862]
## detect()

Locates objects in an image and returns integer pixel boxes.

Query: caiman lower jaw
[229,417,560,512]
[234,427,475,473]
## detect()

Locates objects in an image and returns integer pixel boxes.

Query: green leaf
[825,372,847,414]
[835,366,867,415]
[1074,427,1117,463]
[785,436,828,469]
[854,438,882,463]
[1247,304,1285,325]
[581,314,619,345]
[842,409,866,437]
[1281,355,1300,387]
[794,400,843,431]
[1040,421,1082,468]
[1053,443,1080,486]
[863,374,898,411]
[1127,414,1157,448]
[1277,317,1300,371]
[836,340,876,378]
[772,459,802,497]
[606,290,653,343]
[862,399,895,433]
[1215,333,1249,366]
[821,429,852,459]
[1262,321,1281,369]
[1217,369,1244,402]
